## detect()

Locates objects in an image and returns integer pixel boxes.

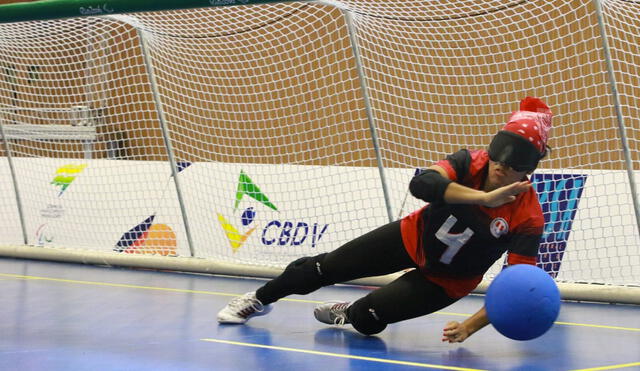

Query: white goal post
[0,0,639,304]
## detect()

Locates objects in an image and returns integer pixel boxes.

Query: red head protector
[488,97,553,172]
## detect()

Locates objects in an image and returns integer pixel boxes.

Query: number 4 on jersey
[435,215,474,264]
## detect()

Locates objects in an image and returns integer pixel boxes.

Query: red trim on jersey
[435,159,458,181]
[436,150,488,186]
[400,205,427,267]
[507,253,536,265]
[509,187,545,234]
[466,150,490,187]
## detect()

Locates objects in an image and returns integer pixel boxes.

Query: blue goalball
[485,264,561,341]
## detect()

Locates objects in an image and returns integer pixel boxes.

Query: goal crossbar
[0,0,300,24]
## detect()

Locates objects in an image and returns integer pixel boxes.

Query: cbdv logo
[532,173,587,278]
[217,170,329,252]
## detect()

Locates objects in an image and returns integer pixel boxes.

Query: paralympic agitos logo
[217,170,329,252]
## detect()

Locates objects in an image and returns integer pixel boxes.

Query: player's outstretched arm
[441,306,490,343]
[414,165,530,207]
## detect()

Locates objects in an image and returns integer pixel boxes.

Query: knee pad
[281,253,330,294]
[348,296,387,336]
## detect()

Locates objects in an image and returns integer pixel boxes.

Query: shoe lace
[330,302,350,325]
[229,294,264,317]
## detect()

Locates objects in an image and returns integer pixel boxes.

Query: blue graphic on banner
[532,173,587,277]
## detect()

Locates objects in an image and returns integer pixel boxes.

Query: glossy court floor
[0,257,638,371]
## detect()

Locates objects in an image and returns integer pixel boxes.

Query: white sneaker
[217,292,272,324]
[314,301,351,326]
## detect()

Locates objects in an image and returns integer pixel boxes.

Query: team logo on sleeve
[490,217,509,238]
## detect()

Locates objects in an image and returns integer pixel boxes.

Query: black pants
[255,220,458,335]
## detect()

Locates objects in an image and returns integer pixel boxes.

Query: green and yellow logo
[51,164,87,196]
[218,170,277,252]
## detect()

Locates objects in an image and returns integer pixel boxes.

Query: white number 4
[435,215,474,264]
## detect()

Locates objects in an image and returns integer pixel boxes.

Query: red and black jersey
[401,149,543,298]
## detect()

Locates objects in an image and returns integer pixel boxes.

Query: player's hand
[482,181,531,208]
[442,321,471,343]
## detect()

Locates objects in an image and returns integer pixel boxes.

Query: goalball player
[217,97,552,343]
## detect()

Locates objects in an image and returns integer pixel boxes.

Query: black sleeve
[508,233,542,257]
[409,169,452,203]
[408,149,471,203]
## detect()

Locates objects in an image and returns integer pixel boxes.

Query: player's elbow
[408,173,423,198]
[409,169,452,202]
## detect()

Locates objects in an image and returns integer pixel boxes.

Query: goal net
[0,0,639,303]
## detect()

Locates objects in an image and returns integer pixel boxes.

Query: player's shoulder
[519,179,542,207]
[442,149,489,180]
[468,149,489,161]
[446,149,488,163]
[468,149,489,170]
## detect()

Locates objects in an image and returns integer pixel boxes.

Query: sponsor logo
[50,163,87,196]
[113,162,189,256]
[217,170,329,252]
[209,0,249,5]
[115,215,177,256]
[36,163,87,245]
[79,4,114,15]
